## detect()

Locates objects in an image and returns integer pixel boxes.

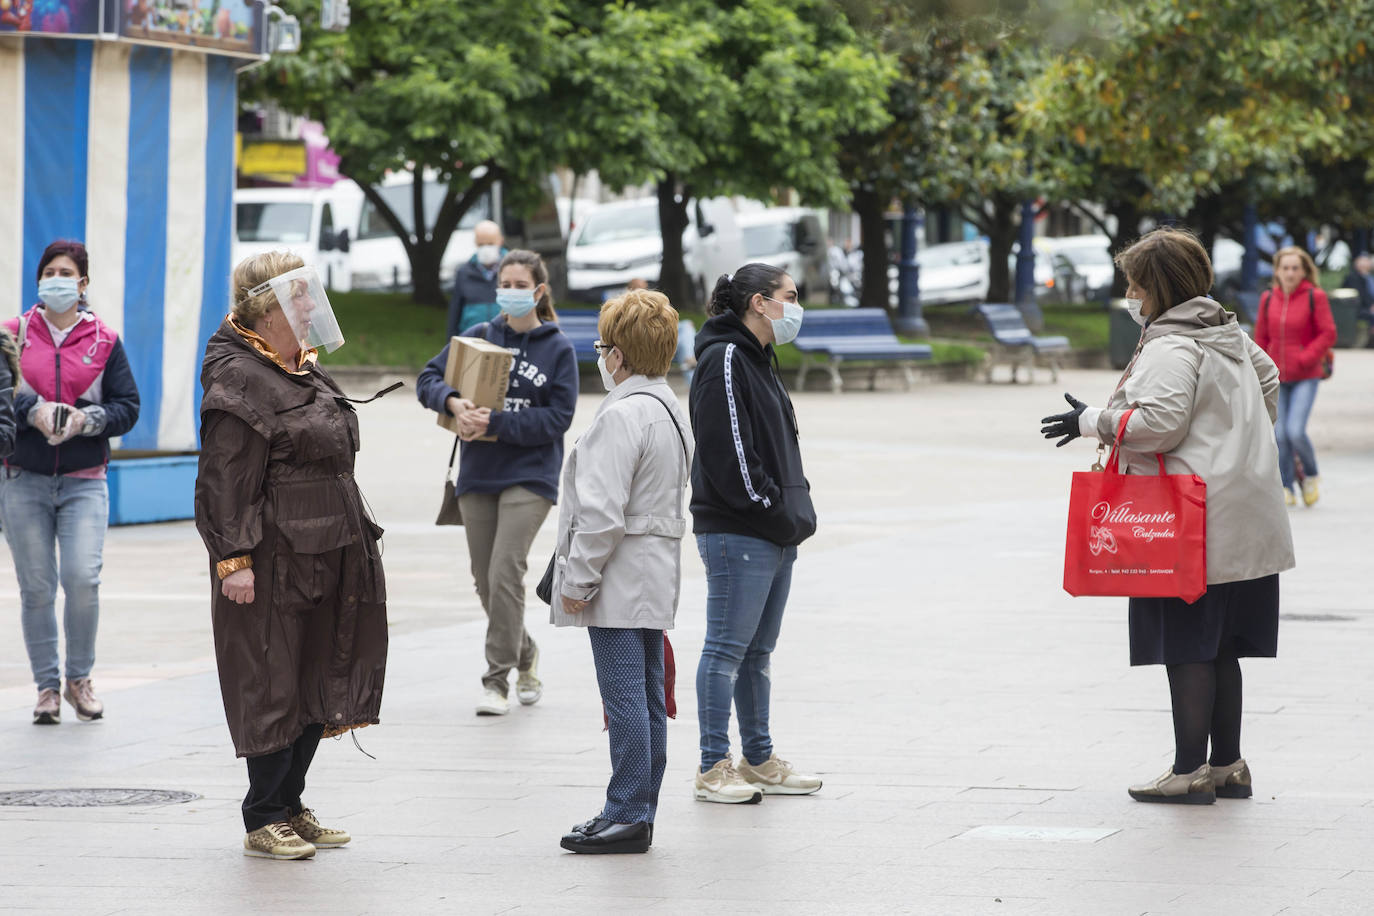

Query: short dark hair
[37,239,89,283]
[707,262,787,317]
[1115,227,1213,319]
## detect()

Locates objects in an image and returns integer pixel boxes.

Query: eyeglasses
[593,340,614,355]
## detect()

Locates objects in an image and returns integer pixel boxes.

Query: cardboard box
[436,336,513,441]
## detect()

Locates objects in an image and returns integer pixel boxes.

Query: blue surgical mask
[496,287,537,318]
[765,297,804,345]
[38,276,81,314]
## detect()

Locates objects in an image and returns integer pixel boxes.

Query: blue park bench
[557,309,602,363]
[793,308,933,394]
[974,304,1071,383]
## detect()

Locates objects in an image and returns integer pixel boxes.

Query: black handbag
[536,392,689,606]
[435,435,463,526]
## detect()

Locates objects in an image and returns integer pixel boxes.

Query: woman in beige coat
[1041,227,1294,805]
[551,290,692,854]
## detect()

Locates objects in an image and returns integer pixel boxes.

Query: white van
[233,186,358,291]
[737,207,827,301]
[565,197,747,302]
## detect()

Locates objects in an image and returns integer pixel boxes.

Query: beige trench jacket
[1081,297,1296,585]
[549,375,693,630]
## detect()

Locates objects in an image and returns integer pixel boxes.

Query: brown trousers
[458,485,552,695]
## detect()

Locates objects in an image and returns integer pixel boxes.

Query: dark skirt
[1128,574,1280,666]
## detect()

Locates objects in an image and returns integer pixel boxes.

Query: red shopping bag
[1062,410,1207,602]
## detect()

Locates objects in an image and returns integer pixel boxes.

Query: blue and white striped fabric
[0,37,238,451]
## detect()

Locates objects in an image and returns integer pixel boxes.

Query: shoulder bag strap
[446,434,460,482]
[623,391,689,469]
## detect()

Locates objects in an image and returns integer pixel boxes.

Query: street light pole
[894,204,929,337]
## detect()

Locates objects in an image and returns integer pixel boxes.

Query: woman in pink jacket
[1253,246,1336,507]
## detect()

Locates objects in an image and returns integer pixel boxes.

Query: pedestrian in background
[417,249,578,716]
[196,251,389,860]
[1254,246,1336,507]
[447,220,506,339]
[1339,252,1374,346]
[1040,227,1294,805]
[552,289,692,855]
[0,240,140,726]
[688,262,822,804]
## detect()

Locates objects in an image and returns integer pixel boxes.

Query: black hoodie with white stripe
[688,311,816,547]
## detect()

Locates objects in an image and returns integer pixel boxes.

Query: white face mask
[476,244,501,267]
[598,351,619,391]
[764,296,804,345]
[1125,297,1145,326]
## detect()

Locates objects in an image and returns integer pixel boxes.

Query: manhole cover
[1280,613,1356,622]
[0,788,200,807]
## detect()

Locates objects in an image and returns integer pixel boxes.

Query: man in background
[448,221,506,338]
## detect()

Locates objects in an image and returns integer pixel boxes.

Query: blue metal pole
[1015,200,1043,331]
[894,204,929,337]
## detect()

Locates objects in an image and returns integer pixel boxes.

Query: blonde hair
[1114,227,1214,319]
[1271,246,1319,286]
[598,289,679,377]
[232,251,305,328]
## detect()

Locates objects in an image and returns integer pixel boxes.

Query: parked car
[736,207,828,302]
[1040,234,1113,302]
[233,186,357,292]
[565,197,746,303]
[896,240,990,307]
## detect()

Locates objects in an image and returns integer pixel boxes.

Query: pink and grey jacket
[4,306,140,476]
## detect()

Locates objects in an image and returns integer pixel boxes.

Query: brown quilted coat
[194,321,387,758]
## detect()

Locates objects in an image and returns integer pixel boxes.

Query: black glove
[1040,392,1088,447]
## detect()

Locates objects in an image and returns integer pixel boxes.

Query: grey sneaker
[516,647,543,706]
[1128,764,1215,804]
[63,678,104,721]
[33,688,60,725]
[693,757,763,804]
[737,753,823,796]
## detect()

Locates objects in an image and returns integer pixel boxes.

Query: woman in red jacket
[1253,246,1336,507]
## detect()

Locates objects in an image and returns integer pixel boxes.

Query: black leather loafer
[560,817,651,854]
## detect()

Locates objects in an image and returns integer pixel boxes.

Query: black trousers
[242,724,324,832]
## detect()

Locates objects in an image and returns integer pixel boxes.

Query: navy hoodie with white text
[416,315,578,503]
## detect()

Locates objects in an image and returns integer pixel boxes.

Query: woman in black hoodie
[688,263,821,804]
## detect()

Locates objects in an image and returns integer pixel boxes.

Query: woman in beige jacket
[551,289,692,854]
[1041,227,1294,805]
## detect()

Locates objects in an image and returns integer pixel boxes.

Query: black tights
[1166,656,1242,773]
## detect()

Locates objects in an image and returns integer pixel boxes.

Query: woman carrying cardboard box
[416,250,579,716]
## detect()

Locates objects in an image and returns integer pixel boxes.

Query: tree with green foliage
[556,0,893,310]
[244,0,566,306]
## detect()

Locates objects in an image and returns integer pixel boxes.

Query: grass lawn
[324,292,993,368]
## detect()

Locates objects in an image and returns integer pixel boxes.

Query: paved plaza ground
[1,351,1373,915]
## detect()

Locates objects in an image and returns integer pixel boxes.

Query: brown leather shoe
[1210,758,1253,799]
[1128,764,1215,804]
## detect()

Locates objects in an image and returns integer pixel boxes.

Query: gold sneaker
[1210,758,1253,799]
[243,821,316,859]
[289,808,351,848]
[1301,476,1320,507]
[737,752,823,796]
[1128,764,1215,805]
[1284,488,1296,507]
[693,757,763,804]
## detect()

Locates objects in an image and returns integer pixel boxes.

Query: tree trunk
[411,242,445,307]
[853,187,889,311]
[656,177,694,311]
[1108,198,1143,298]
[984,194,1018,304]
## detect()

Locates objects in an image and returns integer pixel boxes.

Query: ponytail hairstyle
[707,262,787,318]
[498,249,558,322]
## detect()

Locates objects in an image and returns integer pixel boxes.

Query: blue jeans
[588,627,666,824]
[695,533,797,771]
[0,468,108,691]
[1275,379,1320,489]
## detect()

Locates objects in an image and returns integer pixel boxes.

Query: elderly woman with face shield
[551,289,693,854]
[194,251,391,861]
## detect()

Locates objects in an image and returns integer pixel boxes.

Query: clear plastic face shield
[246,266,345,353]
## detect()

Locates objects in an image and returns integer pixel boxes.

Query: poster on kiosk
[1,1,271,521]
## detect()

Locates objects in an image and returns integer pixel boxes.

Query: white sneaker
[693,756,763,804]
[475,688,509,716]
[737,752,823,795]
[516,647,542,706]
